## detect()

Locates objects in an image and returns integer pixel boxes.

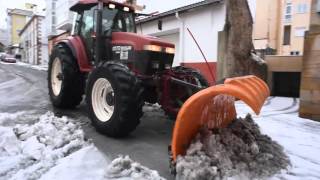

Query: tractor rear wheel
[86,62,144,137]
[48,45,85,108]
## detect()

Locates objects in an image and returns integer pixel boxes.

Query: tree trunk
[224,0,267,81]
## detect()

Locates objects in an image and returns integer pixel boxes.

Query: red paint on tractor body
[112,32,174,50]
[66,36,93,72]
[57,33,174,73]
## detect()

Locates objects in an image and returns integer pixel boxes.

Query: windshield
[102,7,136,33]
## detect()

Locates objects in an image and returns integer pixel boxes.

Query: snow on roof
[136,0,223,24]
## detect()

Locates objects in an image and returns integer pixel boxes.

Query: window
[296,3,308,14]
[295,27,306,37]
[283,25,291,45]
[80,7,95,58]
[284,2,292,23]
[101,8,136,33]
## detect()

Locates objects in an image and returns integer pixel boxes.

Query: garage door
[157,33,180,66]
[272,72,301,97]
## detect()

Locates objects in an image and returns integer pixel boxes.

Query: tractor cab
[71,0,136,35]
[70,0,175,75]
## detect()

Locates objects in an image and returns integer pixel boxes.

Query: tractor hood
[112,32,175,51]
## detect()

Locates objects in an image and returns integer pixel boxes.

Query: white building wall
[41,19,49,65]
[20,16,48,65]
[56,0,77,31]
[137,3,226,66]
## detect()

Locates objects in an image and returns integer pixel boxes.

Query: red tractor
[48,0,208,137]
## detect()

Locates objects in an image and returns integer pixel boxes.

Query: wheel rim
[51,58,62,96]
[92,78,115,122]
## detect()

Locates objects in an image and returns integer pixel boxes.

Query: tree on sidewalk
[220,0,267,81]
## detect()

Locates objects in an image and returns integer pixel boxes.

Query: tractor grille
[133,51,174,75]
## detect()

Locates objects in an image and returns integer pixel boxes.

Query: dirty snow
[0,111,164,180]
[176,97,320,180]
[236,97,320,180]
[175,114,290,180]
[0,61,48,71]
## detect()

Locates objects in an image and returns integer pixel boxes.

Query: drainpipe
[175,12,185,65]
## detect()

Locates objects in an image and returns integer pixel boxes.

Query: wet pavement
[0,63,175,179]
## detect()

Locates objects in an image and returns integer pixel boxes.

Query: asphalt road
[0,63,175,179]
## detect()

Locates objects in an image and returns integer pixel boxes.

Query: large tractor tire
[173,66,209,87]
[86,61,144,137]
[48,44,85,108]
[165,66,209,119]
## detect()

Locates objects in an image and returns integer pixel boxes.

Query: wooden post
[299,0,320,121]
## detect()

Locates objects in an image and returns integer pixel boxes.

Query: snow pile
[15,61,48,71]
[0,61,48,71]
[236,97,320,179]
[0,112,88,179]
[0,111,165,180]
[175,114,290,180]
[105,155,165,180]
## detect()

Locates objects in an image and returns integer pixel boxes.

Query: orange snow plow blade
[171,75,270,161]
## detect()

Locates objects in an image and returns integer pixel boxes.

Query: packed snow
[0,61,48,71]
[0,111,164,180]
[175,97,320,180]
[236,97,320,179]
[175,114,290,180]
[15,62,48,71]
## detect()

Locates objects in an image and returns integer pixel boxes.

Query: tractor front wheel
[86,62,144,137]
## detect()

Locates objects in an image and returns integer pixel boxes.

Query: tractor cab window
[80,7,95,59]
[102,7,135,34]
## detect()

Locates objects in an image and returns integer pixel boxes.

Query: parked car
[0,53,6,61]
[0,54,17,63]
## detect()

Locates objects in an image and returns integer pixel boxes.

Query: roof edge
[19,15,44,36]
[136,0,223,24]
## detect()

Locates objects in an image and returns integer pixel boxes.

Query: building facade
[299,0,320,120]
[253,0,312,56]
[7,8,33,46]
[45,0,77,54]
[137,0,226,84]
[45,0,77,37]
[0,29,9,47]
[19,15,48,65]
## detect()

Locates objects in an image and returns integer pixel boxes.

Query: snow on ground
[0,111,164,180]
[0,61,48,71]
[235,97,320,180]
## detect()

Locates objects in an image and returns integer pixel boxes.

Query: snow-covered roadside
[0,112,164,180]
[236,97,320,180]
[0,61,48,71]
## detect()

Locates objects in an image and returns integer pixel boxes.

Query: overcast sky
[0,0,256,28]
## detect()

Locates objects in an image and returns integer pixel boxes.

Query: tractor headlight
[143,45,162,52]
[109,4,116,9]
[123,7,130,12]
[165,47,175,54]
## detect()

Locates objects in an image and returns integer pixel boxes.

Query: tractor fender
[55,36,93,73]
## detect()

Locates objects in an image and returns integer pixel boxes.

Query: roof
[7,8,33,17]
[19,15,45,36]
[70,0,135,12]
[136,0,223,24]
